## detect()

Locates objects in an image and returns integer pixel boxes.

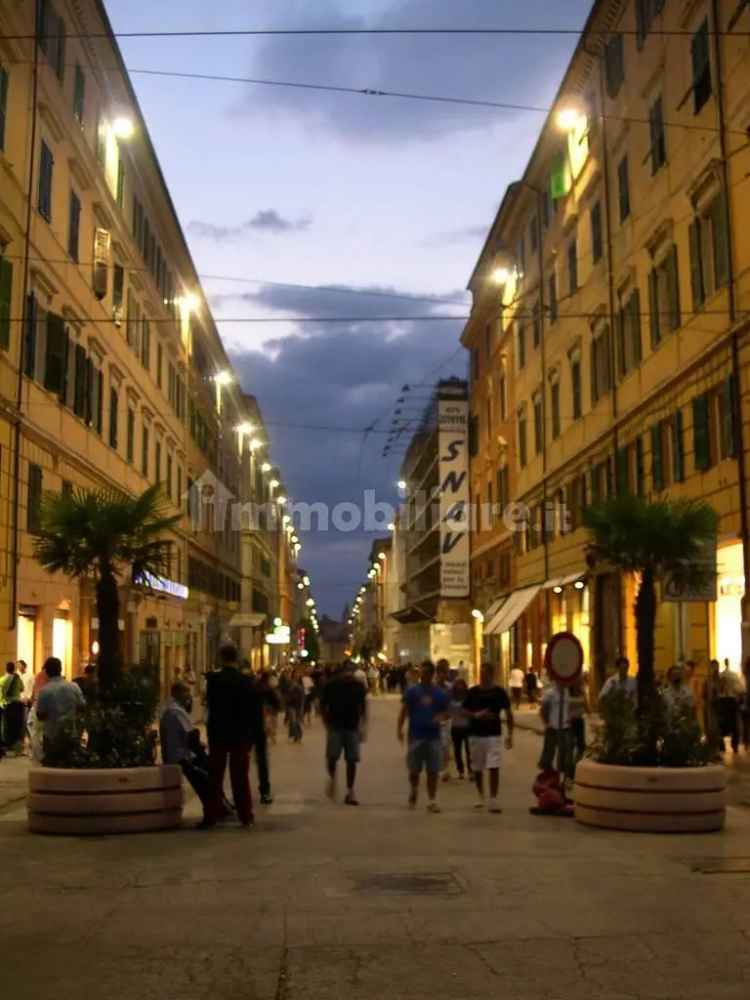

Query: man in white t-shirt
[509,665,525,709]
[599,657,637,704]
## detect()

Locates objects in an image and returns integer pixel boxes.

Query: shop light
[574,580,585,590]
[553,585,563,594]
[471,609,484,622]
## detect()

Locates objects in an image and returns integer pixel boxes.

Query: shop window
[689,192,729,311]
[648,245,681,346]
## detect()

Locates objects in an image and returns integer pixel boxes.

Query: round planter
[574,759,727,833]
[28,765,183,835]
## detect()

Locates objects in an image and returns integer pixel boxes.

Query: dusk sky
[106,0,594,617]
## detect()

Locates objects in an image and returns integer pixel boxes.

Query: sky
[106,0,594,618]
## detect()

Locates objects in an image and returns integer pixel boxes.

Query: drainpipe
[535,191,551,647]
[711,0,750,661]
[9,10,40,630]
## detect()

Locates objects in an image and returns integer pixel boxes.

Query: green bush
[590,689,712,768]
[43,665,160,769]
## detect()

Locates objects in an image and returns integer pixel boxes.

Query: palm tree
[34,484,181,690]
[583,494,718,710]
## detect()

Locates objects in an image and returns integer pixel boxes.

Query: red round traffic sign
[544,631,584,687]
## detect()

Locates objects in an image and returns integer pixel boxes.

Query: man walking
[397,661,450,813]
[463,663,514,812]
[509,664,525,710]
[0,663,25,754]
[203,643,256,830]
[321,663,368,805]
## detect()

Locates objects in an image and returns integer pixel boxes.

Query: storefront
[715,541,744,672]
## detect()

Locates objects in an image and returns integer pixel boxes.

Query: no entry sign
[544,631,583,687]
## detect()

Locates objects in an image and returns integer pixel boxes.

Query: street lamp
[303,576,310,586]
[556,107,581,131]
[214,370,233,387]
[112,116,135,139]
[277,496,288,506]
[261,462,272,473]
[491,266,511,285]
[378,552,386,560]
[387,522,395,531]
[269,479,280,490]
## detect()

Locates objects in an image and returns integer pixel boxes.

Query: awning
[485,585,541,636]
[544,572,586,591]
[483,597,508,635]
[482,594,508,624]
[391,605,434,625]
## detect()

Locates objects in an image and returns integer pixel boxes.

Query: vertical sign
[438,395,469,597]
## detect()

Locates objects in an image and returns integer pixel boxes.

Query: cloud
[232,0,593,145]
[226,301,467,615]
[188,210,311,242]
[421,224,488,248]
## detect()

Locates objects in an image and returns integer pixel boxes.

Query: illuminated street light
[282,515,291,526]
[574,580,585,590]
[236,421,254,435]
[306,598,315,607]
[112,116,135,139]
[303,576,310,586]
[378,552,386,560]
[291,535,299,544]
[397,480,407,490]
[213,370,233,387]
[491,266,511,285]
[297,582,304,590]
[387,522,395,531]
[277,496,288,506]
[556,107,581,131]
[261,462,272,473]
[249,438,263,451]
[471,609,485,622]
[269,479,280,490]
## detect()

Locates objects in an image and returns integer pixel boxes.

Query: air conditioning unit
[93,227,111,300]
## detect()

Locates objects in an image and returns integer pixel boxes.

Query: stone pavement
[2,696,750,1000]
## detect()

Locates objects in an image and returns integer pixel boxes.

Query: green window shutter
[0,64,8,151]
[673,410,685,482]
[667,244,681,330]
[84,357,94,424]
[648,269,660,347]
[616,306,626,378]
[96,369,104,434]
[0,256,12,350]
[693,394,711,471]
[711,193,730,290]
[723,375,739,458]
[631,289,642,364]
[109,387,118,449]
[43,313,66,393]
[651,424,663,491]
[616,446,629,495]
[27,463,42,534]
[691,19,711,113]
[689,219,705,311]
[23,293,37,377]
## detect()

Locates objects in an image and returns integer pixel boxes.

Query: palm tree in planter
[583,494,718,719]
[33,483,180,691]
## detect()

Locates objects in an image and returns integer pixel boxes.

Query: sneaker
[488,800,502,814]
[345,792,359,806]
[408,788,418,809]
[427,801,441,814]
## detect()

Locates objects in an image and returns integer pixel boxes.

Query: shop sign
[438,396,470,598]
[662,540,717,603]
[136,571,189,601]
[266,623,291,645]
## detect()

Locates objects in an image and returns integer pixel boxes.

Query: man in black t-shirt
[463,663,514,813]
[320,663,368,805]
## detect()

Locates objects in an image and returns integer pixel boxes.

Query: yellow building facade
[0,1,296,688]
[463,0,750,690]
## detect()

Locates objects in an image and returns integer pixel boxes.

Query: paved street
[2,697,750,1000]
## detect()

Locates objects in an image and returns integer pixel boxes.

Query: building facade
[0,0,297,689]
[463,0,750,690]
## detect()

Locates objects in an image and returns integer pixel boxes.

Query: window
[166,453,173,500]
[27,463,42,534]
[517,323,526,370]
[95,369,103,434]
[605,33,624,98]
[691,20,712,113]
[529,216,538,255]
[109,386,119,449]
[517,407,528,468]
[113,265,124,312]
[38,141,54,221]
[591,324,612,403]
[499,374,507,421]
[533,393,543,455]
[0,254,12,350]
[616,446,631,495]
[717,376,738,461]
[672,410,685,482]
[693,392,713,472]
[567,238,578,295]
[497,464,509,510]
[591,201,603,264]
[38,1,66,81]
[570,354,582,420]
[636,0,665,49]
[550,380,561,440]
[617,288,642,377]
[651,422,667,492]
[635,437,645,496]
[689,193,729,311]
[73,344,89,419]
[0,63,8,152]
[618,156,630,222]
[125,407,134,463]
[73,64,85,124]
[141,317,150,370]
[649,245,681,346]
[548,274,557,324]
[43,313,68,396]
[68,190,81,262]
[156,342,163,389]
[141,425,149,478]
[649,97,667,173]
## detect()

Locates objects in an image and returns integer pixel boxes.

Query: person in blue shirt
[397,660,450,813]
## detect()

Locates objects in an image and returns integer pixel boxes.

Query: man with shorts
[464,662,514,813]
[397,661,450,813]
[321,663,368,805]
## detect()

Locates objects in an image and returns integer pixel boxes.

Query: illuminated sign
[136,571,189,601]
[438,397,470,598]
[266,623,291,645]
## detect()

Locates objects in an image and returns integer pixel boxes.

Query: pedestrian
[463,663,514,812]
[252,671,280,805]
[160,682,215,827]
[524,667,539,705]
[301,671,315,724]
[568,678,589,761]
[202,643,256,830]
[449,678,471,780]
[718,659,743,754]
[397,660,450,813]
[74,663,98,701]
[321,663,368,805]
[35,657,85,759]
[508,664,525,709]
[286,672,305,742]
[704,659,723,757]
[539,681,575,783]
[436,659,453,781]
[599,656,638,704]
[18,660,34,754]
[741,657,750,751]
[0,662,25,754]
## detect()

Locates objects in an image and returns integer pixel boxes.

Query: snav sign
[438,397,470,598]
